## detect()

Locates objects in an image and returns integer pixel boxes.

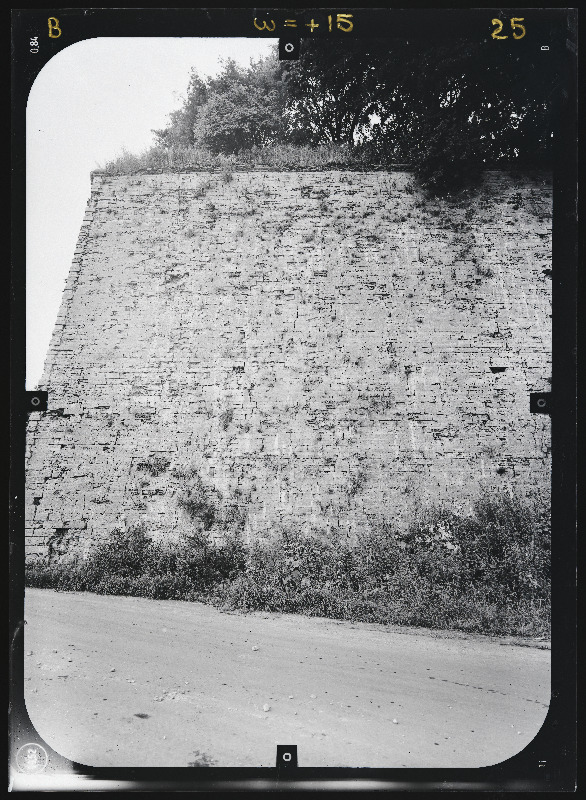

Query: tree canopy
[153,53,290,152]
[153,38,556,191]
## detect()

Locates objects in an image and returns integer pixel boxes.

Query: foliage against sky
[153,38,556,188]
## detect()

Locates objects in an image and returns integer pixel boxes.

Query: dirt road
[23,589,550,768]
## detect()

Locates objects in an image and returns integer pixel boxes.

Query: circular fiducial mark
[285,42,294,53]
[537,398,547,408]
[15,743,48,773]
[30,396,40,407]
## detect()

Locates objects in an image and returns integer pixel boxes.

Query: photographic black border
[10,7,577,792]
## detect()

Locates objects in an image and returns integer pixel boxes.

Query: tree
[283,40,384,145]
[285,37,556,189]
[153,38,556,191]
[153,52,290,152]
[192,83,285,154]
[153,70,208,148]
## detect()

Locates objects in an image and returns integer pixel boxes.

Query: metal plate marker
[530,392,552,414]
[25,391,48,412]
[276,744,298,768]
[279,38,300,60]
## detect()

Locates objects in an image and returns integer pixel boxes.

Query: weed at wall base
[25,494,550,638]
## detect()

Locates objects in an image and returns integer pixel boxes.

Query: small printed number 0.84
[492,18,526,40]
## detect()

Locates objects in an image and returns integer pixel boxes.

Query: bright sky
[26,37,276,389]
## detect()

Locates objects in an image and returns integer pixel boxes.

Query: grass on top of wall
[26,494,550,638]
[99,144,388,175]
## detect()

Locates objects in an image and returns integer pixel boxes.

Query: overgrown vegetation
[98,35,555,195]
[27,495,550,637]
[135,455,170,477]
[102,143,373,175]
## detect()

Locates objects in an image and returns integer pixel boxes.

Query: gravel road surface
[24,589,550,768]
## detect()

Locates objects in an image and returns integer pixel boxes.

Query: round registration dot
[30,397,40,407]
[537,398,546,408]
[15,743,48,773]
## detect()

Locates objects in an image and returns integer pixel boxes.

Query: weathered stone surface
[25,169,551,557]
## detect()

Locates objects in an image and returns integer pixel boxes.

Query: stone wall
[25,169,552,558]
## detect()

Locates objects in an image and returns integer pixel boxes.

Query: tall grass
[26,495,550,637]
[99,143,387,175]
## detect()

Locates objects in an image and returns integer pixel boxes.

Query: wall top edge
[90,164,412,178]
[90,164,551,180]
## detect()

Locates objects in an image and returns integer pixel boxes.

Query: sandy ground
[23,588,550,768]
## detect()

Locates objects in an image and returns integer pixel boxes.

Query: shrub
[194,179,213,198]
[412,119,484,195]
[218,409,233,430]
[136,456,170,477]
[177,473,221,531]
[66,524,154,588]
[26,494,550,637]
[401,495,550,606]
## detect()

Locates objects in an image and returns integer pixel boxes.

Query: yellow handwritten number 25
[492,18,526,40]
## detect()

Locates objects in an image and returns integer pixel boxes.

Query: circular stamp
[15,743,48,773]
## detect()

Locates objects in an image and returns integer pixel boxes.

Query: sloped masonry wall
[25,169,552,558]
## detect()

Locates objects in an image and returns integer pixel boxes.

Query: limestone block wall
[25,169,552,558]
